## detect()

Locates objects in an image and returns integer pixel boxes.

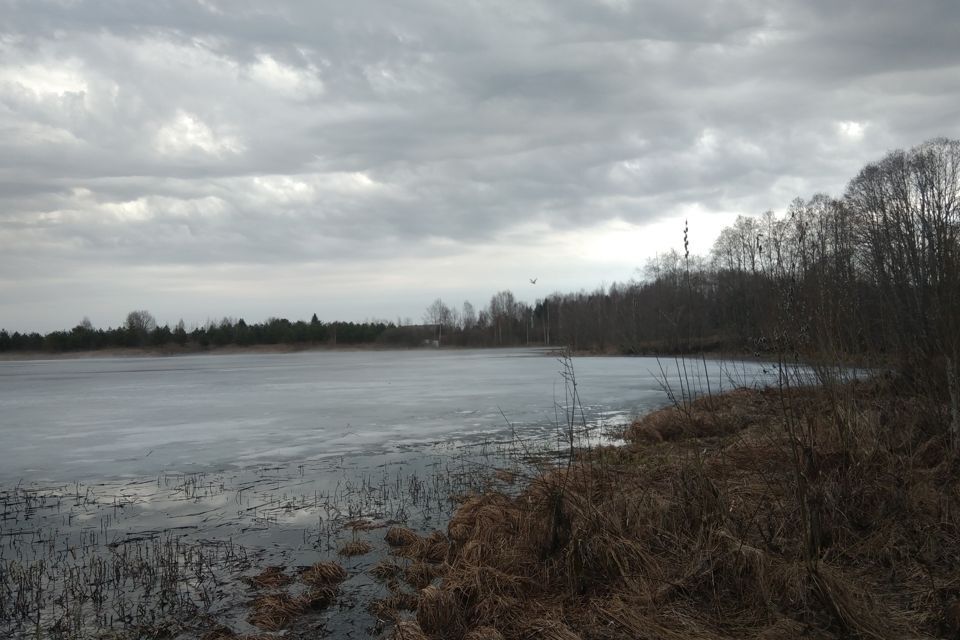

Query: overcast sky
[2,0,958,332]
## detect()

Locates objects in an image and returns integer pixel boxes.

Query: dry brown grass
[386,526,421,547]
[404,561,443,590]
[371,587,421,621]
[370,527,450,596]
[417,584,467,636]
[299,560,347,586]
[338,539,374,557]
[385,526,451,568]
[392,378,960,640]
[246,584,337,631]
[371,558,405,581]
[397,531,449,564]
[463,627,505,640]
[247,593,302,631]
[301,586,338,608]
[243,565,292,589]
[199,628,276,640]
[391,620,429,640]
[519,618,580,640]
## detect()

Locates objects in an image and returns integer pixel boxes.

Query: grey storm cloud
[2,0,960,329]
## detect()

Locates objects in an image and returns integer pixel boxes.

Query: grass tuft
[338,540,374,557]
[385,526,420,547]
[244,565,292,589]
[299,560,347,587]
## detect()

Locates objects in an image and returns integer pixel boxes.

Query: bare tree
[489,290,517,345]
[845,137,960,441]
[461,301,477,330]
[125,310,156,334]
[125,310,157,347]
[423,298,453,344]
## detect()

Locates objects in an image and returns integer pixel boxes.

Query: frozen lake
[0,348,776,484]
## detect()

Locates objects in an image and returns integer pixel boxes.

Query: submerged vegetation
[0,443,530,639]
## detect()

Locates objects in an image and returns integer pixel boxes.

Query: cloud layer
[2,0,959,330]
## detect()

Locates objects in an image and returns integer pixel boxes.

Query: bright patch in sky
[0,63,88,96]
[155,111,244,157]
[837,120,866,141]
[248,54,324,97]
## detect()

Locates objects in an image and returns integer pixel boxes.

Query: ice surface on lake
[0,349,780,483]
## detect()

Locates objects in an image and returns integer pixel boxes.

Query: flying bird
[529,278,538,285]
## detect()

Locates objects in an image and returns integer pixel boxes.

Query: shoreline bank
[369,376,958,640]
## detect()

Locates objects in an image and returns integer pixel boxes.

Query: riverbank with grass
[368,371,959,640]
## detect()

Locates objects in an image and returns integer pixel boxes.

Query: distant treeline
[3,138,959,387]
[0,313,395,352]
